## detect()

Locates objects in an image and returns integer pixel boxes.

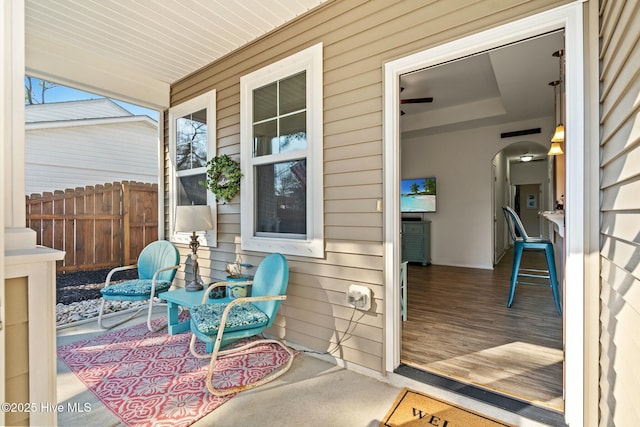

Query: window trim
[168,89,217,247]
[240,43,324,258]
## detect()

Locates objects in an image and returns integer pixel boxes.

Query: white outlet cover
[347,284,371,311]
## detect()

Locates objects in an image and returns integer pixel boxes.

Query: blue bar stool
[502,206,562,314]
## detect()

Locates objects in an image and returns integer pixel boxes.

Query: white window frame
[168,89,217,247]
[240,43,324,258]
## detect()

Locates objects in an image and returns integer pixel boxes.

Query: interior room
[399,31,566,413]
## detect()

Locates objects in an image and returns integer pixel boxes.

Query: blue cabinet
[402,220,431,265]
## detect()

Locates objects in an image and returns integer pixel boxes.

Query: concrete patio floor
[56,308,554,426]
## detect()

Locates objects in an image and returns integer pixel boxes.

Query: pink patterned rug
[57,318,294,427]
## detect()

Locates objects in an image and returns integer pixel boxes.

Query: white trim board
[383,3,587,426]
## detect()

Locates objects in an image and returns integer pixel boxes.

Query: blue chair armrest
[151,264,180,292]
[105,264,138,287]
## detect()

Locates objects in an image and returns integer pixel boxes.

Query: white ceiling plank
[213,0,267,35]
[26,38,170,110]
[24,0,328,107]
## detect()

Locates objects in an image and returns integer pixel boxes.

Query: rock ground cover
[56,268,146,326]
[56,268,138,304]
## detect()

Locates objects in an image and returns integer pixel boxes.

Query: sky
[26,77,159,121]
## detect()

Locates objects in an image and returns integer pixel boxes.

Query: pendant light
[548,49,564,156]
[548,140,564,156]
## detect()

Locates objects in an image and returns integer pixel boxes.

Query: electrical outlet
[346,284,371,311]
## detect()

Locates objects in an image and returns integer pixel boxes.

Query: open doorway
[388,19,571,417]
[384,5,586,425]
[515,183,543,233]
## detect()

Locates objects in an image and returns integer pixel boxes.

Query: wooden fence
[26,181,158,273]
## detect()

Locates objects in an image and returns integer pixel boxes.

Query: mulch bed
[56,268,138,304]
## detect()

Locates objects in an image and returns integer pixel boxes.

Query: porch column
[3,0,36,250]
[2,2,65,426]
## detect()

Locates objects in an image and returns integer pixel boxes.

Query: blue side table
[159,287,231,353]
[158,288,231,335]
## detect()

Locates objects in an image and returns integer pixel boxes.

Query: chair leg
[205,338,295,396]
[544,245,562,315]
[189,333,211,359]
[146,297,168,333]
[97,298,145,330]
[507,245,523,308]
[97,298,167,331]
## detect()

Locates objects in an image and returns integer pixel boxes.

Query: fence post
[122,181,131,266]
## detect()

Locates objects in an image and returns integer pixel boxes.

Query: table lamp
[175,205,214,291]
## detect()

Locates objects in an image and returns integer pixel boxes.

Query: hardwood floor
[401,249,564,412]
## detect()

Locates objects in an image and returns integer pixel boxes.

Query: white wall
[510,158,548,188]
[493,150,509,263]
[511,158,550,214]
[402,117,553,269]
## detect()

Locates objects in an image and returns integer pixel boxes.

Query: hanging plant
[199,154,242,203]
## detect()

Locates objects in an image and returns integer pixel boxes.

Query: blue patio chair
[502,206,561,314]
[188,253,294,396]
[98,240,180,332]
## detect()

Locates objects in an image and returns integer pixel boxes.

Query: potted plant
[225,259,245,279]
[225,259,253,298]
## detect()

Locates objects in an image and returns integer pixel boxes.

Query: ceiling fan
[400,87,433,115]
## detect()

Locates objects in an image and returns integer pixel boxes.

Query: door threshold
[395,364,567,427]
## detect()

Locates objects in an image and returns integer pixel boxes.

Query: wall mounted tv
[400,177,436,212]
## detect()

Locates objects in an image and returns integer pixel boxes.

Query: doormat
[381,388,514,427]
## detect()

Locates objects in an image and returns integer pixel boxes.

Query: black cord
[297,305,360,356]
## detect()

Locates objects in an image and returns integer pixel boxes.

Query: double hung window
[240,44,323,257]
[168,90,217,246]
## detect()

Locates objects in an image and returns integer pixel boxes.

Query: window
[240,43,324,257]
[168,90,217,246]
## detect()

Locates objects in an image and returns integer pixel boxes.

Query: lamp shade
[547,141,564,156]
[551,124,565,143]
[175,205,214,232]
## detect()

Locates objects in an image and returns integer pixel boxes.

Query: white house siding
[25,98,131,122]
[25,102,158,195]
[598,0,640,425]
[167,0,571,372]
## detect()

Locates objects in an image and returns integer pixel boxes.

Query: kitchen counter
[541,211,565,237]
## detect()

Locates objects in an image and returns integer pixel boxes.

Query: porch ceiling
[24,0,562,162]
[24,0,328,109]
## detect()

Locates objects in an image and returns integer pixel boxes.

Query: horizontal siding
[324,240,383,257]
[324,127,382,150]
[325,140,381,162]
[5,278,30,426]
[167,0,570,372]
[26,121,158,195]
[25,98,131,122]
[601,211,640,250]
[600,144,640,188]
[599,0,640,425]
[324,183,380,200]
[324,154,381,175]
[601,176,640,211]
